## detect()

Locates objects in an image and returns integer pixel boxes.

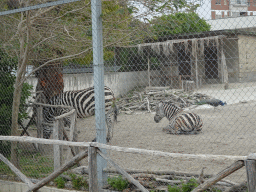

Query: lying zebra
[42,86,118,142]
[154,101,203,135]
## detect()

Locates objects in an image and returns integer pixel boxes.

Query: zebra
[154,101,183,123]
[154,101,203,135]
[42,86,117,141]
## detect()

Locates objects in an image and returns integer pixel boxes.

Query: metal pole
[91,0,107,189]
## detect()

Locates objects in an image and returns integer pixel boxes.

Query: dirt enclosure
[74,99,256,183]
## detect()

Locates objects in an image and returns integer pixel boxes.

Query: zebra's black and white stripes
[42,86,117,140]
[154,101,183,123]
[154,101,203,134]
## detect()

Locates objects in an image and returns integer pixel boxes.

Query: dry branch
[116,87,212,113]
[191,160,245,192]
[155,178,183,185]
[224,181,247,192]
[71,166,215,179]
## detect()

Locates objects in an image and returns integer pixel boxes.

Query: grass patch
[0,152,54,178]
[107,175,129,191]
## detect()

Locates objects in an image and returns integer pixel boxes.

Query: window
[216,0,221,4]
[224,0,227,5]
[230,0,248,4]
[253,0,256,6]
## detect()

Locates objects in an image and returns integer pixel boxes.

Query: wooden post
[195,52,199,89]
[59,119,64,166]
[246,154,256,192]
[70,111,79,154]
[89,146,98,192]
[36,105,43,152]
[179,75,182,89]
[53,119,61,171]
[147,55,151,87]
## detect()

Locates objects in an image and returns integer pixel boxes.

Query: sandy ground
[22,82,256,183]
[71,83,256,183]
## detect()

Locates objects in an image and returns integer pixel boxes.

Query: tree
[0,49,32,156]
[0,0,198,166]
[149,12,211,38]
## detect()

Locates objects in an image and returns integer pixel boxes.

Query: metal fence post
[91,0,107,189]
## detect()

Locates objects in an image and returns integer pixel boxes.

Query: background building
[211,0,256,19]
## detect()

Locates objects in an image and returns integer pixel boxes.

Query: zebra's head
[154,102,165,123]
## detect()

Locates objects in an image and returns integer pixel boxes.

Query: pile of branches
[116,87,211,114]
[70,166,247,192]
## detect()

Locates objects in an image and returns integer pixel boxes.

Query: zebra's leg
[164,118,181,134]
[105,113,113,143]
[43,126,52,139]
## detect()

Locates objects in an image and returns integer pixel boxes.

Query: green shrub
[167,178,222,192]
[54,177,66,189]
[70,174,88,190]
[107,175,129,191]
[168,185,181,192]
[181,178,199,192]
[167,178,198,192]
[0,49,32,156]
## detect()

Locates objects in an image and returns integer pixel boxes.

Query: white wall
[207,15,256,31]
[26,71,149,98]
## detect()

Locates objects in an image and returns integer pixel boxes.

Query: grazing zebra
[154,101,203,135]
[42,86,117,141]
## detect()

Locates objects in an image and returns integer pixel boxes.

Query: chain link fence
[0,0,256,191]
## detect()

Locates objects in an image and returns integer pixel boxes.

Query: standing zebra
[42,86,117,141]
[154,101,203,134]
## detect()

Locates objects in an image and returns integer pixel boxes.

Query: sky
[131,0,212,22]
[196,0,211,20]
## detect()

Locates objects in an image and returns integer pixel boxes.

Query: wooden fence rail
[0,136,255,192]
[0,136,248,161]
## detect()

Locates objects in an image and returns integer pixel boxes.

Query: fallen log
[224,181,247,192]
[71,166,213,178]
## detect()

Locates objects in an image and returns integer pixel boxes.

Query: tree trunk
[10,74,23,168]
[11,10,31,168]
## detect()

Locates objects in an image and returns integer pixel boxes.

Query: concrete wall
[238,35,256,82]
[223,38,239,83]
[26,71,149,98]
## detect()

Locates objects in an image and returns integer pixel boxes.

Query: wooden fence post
[53,119,64,171]
[70,111,79,155]
[89,146,98,192]
[36,105,43,152]
[246,154,256,192]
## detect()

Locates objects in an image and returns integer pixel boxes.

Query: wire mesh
[0,0,256,191]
